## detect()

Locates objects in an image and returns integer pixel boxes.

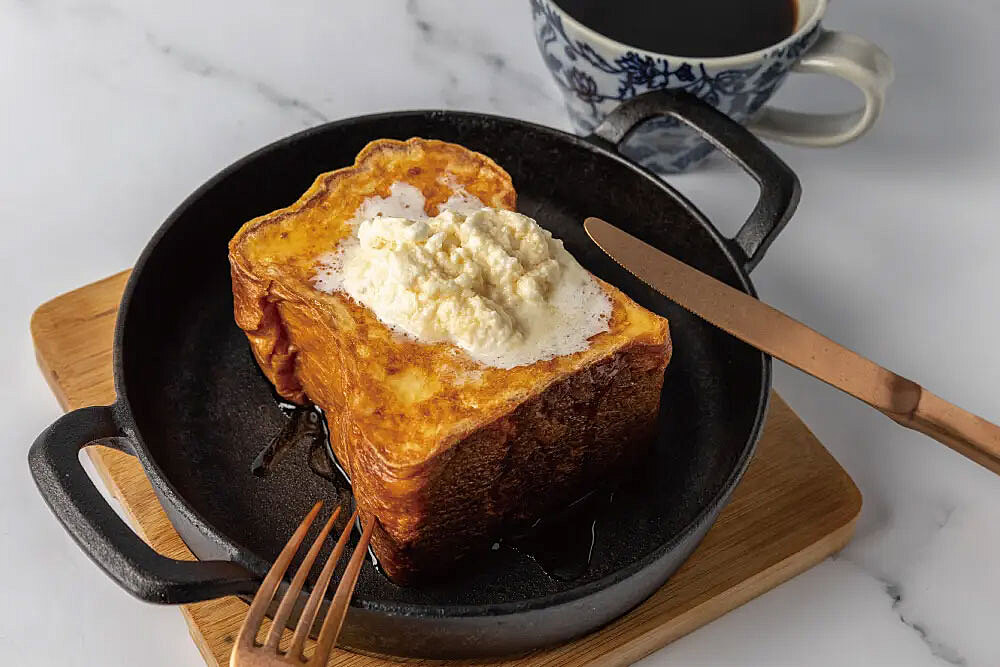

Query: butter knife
[585,216,1000,475]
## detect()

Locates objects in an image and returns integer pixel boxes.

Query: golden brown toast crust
[229,138,517,406]
[229,138,671,584]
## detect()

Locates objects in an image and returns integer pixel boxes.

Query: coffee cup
[531,0,893,172]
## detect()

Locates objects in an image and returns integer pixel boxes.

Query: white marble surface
[3,1,999,665]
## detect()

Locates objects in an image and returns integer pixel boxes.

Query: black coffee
[555,0,798,58]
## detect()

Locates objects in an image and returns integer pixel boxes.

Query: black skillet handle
[588,89,801,272]
[28,404,259,604]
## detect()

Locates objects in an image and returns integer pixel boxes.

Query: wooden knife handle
[883,387,1000,475]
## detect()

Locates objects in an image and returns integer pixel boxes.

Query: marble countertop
[4,1,999,665]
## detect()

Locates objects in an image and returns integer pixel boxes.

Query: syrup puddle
[251,402,617,583]
[252,402,327,478]
[504,488,614,582]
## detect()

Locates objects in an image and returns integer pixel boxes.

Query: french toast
[229,138,671,584]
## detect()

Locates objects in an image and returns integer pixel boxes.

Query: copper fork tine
[233,500,324,658]
[262,505,342,650]
[285,507,360,661]
[231,502,375,666]
[307,514,376,665]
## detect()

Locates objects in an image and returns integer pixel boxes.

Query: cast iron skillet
[29,90,799,658]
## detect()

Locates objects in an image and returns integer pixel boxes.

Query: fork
[231,501,375,666]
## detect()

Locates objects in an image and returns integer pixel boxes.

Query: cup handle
[748,30,894,147]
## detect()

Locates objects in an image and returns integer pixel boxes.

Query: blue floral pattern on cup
[531,0,821,172]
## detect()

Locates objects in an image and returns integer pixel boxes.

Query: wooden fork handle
[883,388,1000,475]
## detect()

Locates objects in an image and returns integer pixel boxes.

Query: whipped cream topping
[313,182,611,368]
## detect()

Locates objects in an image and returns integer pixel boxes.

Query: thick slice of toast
[229,138,671,584]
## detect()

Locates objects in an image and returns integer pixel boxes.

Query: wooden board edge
[788,397,864,516]
[183,605,224,667]
[596,513,861,667]
[29,270,131,411]
[33,345,72,412]
[29,270,131,336]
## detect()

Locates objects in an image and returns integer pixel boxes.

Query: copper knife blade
[584,216,1000,474]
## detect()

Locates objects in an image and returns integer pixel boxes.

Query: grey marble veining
[146,31,331,124]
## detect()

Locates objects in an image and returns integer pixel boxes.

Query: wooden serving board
[32,271,862,667]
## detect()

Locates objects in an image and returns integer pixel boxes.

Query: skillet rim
[112,109,770,618]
